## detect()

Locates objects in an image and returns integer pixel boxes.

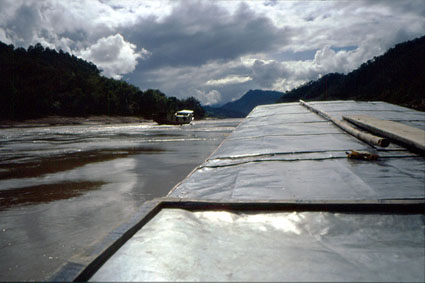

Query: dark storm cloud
[6,3,41,46]
[123,1,291,70]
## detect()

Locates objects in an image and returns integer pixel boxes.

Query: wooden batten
[299,100,390,147]
[343,115,425,153]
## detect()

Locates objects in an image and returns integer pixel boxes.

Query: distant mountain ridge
[205,90,283,118]
[278,35,425,111]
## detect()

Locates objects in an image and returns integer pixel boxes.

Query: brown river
[0,119,240,281]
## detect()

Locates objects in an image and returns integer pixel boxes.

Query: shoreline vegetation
[0,41,205,121]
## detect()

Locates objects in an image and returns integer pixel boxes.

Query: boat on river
[153,110,194,125]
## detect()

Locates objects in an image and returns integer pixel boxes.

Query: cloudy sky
[1,0,424,105]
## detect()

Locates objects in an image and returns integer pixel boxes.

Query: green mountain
[0,42,205,120]
[278,35,425,111]
[203,105,246,118]
[206,90,283,118]
[221,90,283,116]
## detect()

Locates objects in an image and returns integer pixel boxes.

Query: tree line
[0,42,205,120]
[278,35,425,111]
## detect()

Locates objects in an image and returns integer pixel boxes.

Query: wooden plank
[299,100,390,147]
[343,115,425,152]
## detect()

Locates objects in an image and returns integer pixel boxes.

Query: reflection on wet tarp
[91,209,425,282]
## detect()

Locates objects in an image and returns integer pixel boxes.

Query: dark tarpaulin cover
[169,101,424,201]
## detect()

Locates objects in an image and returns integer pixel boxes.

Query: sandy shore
[0,115,150,128]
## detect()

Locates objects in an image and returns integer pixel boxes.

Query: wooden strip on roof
[343,114,425,152]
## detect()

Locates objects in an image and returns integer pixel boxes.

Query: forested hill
[204,90,283,118]
[221,90,283,117]
[0,42,204,120]
[278,35,425,111]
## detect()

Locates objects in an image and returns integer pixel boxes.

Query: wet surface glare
[0,119,239,281]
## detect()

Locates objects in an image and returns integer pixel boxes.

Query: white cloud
[0,28,10,44]
[194,89,222,105]
[206,76,252,86]
[77,34,149,79]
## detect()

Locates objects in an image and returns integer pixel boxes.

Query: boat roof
[170,100,424,200]
[176,109,193,114]
[53,100,425,282]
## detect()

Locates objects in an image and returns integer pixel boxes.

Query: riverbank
[0,115,150,128]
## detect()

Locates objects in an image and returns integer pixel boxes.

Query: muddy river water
[0,119,240,281]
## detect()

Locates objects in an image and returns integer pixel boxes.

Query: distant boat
[153,110,194,125]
